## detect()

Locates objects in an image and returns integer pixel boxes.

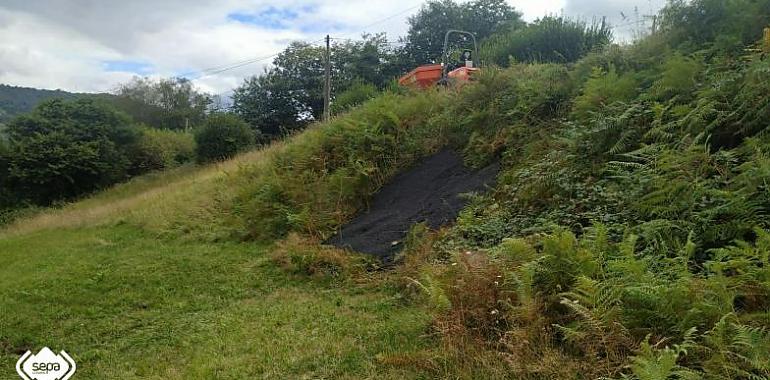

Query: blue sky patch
[102,60,153,75]
[228,6,305,29]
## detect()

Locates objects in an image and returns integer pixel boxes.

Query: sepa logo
[16,347,76,380]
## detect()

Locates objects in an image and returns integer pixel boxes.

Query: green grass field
[0,144,460,379]
[0,224,437,379]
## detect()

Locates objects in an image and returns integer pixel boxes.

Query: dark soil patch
[326,149,499,261]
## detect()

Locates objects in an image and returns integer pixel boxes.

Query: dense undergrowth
[202,37,770,376]
[218,6,770,379]
[392,17,770,380]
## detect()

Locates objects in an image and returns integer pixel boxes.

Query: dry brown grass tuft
[397,240,609,379]
[270,233,377,280]
[434,251,510,341]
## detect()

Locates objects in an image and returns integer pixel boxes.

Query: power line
[179,37,326,79]
[179,4,423,80]
[336,4,422,39]
[178,53,280,79]
[187,53,279,78]
[329,37,451,53]
[330,37,404,45]
[177,56,276,78]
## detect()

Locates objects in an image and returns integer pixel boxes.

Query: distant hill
[0,84,99,123]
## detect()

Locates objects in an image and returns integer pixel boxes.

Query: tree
[659,0,770,52]
[233,36,400,139]
[400,0,522,67]
[272,41,327,121]
[195,113,256,163]
[232,69,306,138]
[232,41,325,138]
[332,80,379,115]
[332,33,402,89]
[113,77,211,130]
[3,98,138,204]
[129,127,196,174]
[481,16,613,66]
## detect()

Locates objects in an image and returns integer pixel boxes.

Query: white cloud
[563,0,667,41]
[0,0,656,95]
[511,0,565,21]
[0,8,135,92]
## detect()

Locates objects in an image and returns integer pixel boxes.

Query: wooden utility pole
[323,34,331,122]
[764,27,770,53]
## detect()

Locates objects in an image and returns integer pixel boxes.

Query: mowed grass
[0,225,434,379]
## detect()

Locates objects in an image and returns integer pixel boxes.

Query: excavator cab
[398,30,480,89]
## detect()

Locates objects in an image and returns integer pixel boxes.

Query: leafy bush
[572,67,639,121]
[9,1,763,376]
[649,53,701,101]
[577,100,654,158]
[332,80,379,115]
[418,225,770,378]
[195,113,256,163]
[130,127,195,174]
[378,3,770,376]
[482,16,612,66]
[659,0,770,53]
[3,98,138,204]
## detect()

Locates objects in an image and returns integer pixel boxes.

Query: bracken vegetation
[200,0,770,376]
[390,1,770,376]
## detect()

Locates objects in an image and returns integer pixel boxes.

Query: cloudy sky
[0,0,666,95]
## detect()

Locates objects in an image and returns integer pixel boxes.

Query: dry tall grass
[0,140,287,238]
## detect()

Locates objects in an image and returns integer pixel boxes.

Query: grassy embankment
[0,91,486,379]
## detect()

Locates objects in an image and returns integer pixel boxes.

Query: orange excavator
[399,30,480,89]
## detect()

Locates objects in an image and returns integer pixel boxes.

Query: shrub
[482,16,612,66]
[130,127,195,174]
[572,66,639,121]
[649,53,701,101]
[578,100,655,158]
[270,234,375,280]
[3,98,138,204]
[195,113,256,163]
[415,224,768,378]
[659,0,770,53]
[332,80,379,115]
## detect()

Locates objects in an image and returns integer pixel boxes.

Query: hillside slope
[0,141,457,379]
[0,84,87,123]
[0,91,505,378]
[4,53,770,378]
[3,2,770,377]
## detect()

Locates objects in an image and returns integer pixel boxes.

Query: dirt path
[327,149,499,261]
